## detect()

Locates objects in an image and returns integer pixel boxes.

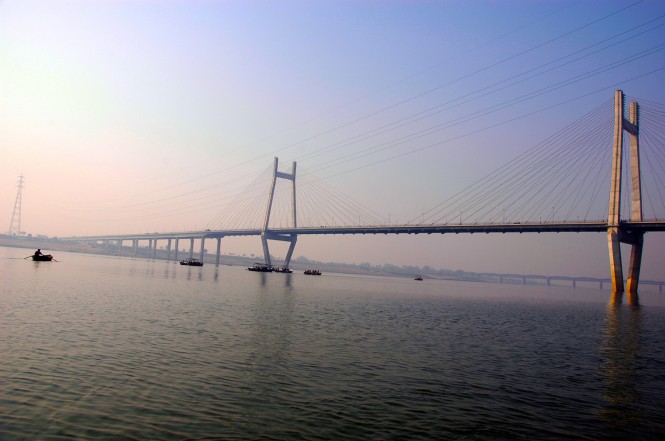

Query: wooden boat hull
[32,255,53,261]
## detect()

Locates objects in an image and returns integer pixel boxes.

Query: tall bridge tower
[7,174,25,236]
[261,157,298,268]
[608,90,643,295]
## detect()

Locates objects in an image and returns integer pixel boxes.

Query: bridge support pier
[261,233,297,268]
[626,232,644,294]
[166,239,172,260]
[215,238,221,266]
[133,239,138,257]
[607,90,643,298]
[189,239,194,259]
[199,238,205,262]
[608,229,624,292]
[174,238,180,261]
[260,158,298,268]
[284,236,297,267]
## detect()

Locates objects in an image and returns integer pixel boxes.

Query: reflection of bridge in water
[66,91,665,299]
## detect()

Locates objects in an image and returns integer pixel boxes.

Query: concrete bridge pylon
[608,90,644,296]
[261,157,298,268]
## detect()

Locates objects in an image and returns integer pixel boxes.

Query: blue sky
[2,0,664,278]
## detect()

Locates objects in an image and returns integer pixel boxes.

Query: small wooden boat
[304,269,322,276]
[414,276,423,281]
[247,263,273,272]
[180,258,203,266]
[32,254,54,262]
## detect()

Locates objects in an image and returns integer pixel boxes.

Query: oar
[24,255,33,259]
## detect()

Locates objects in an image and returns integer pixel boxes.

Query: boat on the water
[414,276,423,281]
[180,258,203,266]
[304,269,322,275]
[273,267,293,273]
[247,263,273,272]
[32,254,54,262]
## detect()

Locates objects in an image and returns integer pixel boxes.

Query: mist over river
[2,246,664,440]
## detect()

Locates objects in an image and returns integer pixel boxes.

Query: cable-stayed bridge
[67,91,665,296]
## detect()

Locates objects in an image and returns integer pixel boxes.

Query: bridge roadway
[66,220,665,242]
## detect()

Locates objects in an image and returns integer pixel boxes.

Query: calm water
[2,246,665,440]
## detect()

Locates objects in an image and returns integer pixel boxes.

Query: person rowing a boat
[34,249,43,257]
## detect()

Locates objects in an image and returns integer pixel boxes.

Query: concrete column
[199,237,205,262]
[174,238,180,261]
[608,227,624,293]
[261,158,279,268]
[261,234,271,268]
[152,239,158,259]
[133,239,138,257]
[628,102,642,221]
[283,235,297,268]
[291,161,297,228]
[626,291,639,306]
[608,90,625,294]
[572,279,576,288]
[609,90,624,228]
[215,238,221,267]
[626,234,644,294]
[626,101,643,294]
[189,239,194,259]
[166,238,172,261]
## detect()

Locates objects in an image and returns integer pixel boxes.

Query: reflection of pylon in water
[8,175,25,236]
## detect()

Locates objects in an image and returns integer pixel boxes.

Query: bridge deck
[65,220,664,242]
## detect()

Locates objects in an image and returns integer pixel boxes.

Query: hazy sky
[2,0,664,279]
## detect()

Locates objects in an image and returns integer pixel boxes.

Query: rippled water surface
[2,246,665,440]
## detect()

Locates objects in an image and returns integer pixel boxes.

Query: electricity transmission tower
[8,175,25,236]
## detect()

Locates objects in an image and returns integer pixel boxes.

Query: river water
[2,246,664,440]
